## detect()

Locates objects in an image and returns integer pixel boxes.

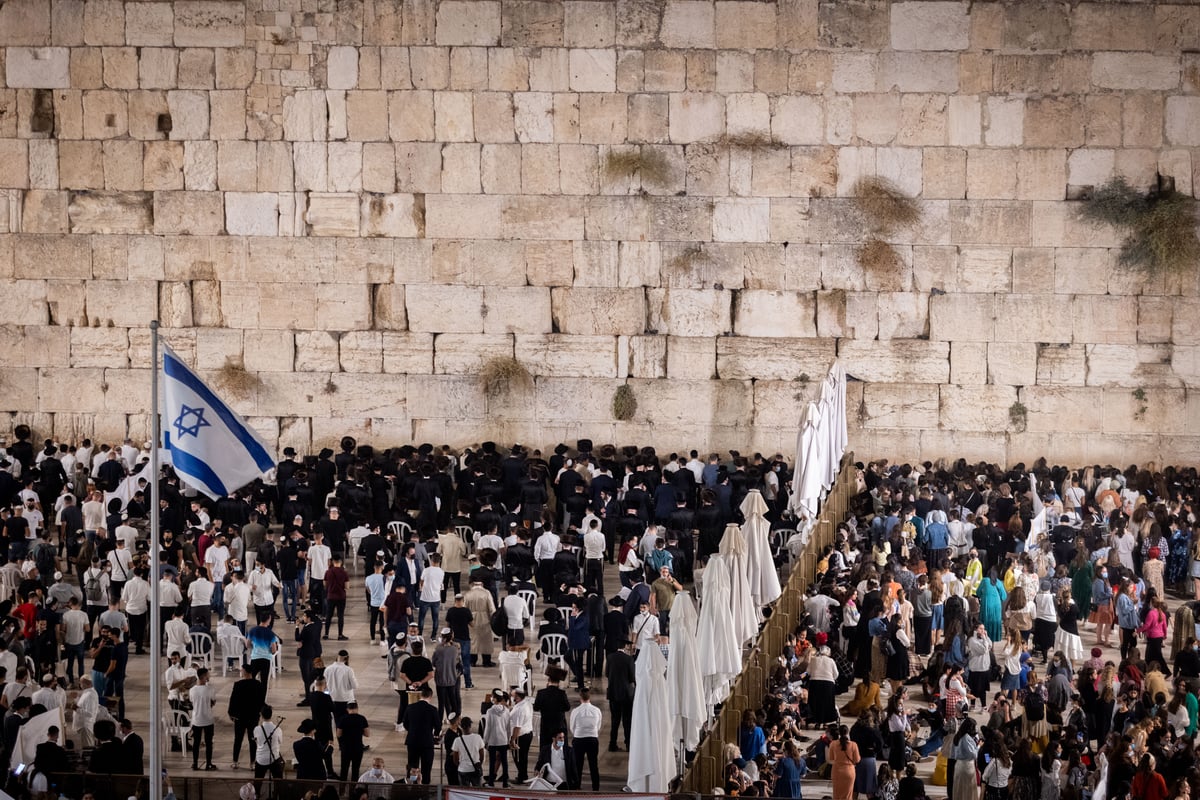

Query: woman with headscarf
[806,644,839,727]
[975,570,1007,642]
[1089,563,1115,647]
[949,717,979,800]
[1054,587,1086,668]
[1070,550,1094,621]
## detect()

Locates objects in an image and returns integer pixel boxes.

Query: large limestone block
[0,1,51,46]
[991,294,1071,344]
[890,2,970,51]
[668,93,724,143]
[38,367,106,413]
[98,368,150,414]
[1166,97,1200,146]
[986,342,1036,386]
[46,280,87,326]
[67,192,152,234]
[1073,295,1137,345]
[225,193,278,236]
[838,339,950,383]
[423,195,502,239]
[255,373,339,418]
[482,286,553,334]
[304,193,359,237]
[1101,387,1188,437]
[245,237,336,284]
[381,332,435,375]
[861,382,939,429]
[502,196,586,240]
[715,1,778,49]
[14,235,91,280]
[158,281,194,327]
[939,384,1017,433]
[334,239,394,285]
[661,1,716,48]
[569,49,616,92]
[950,201,1031,246]
[732,290,816,337]
[1092,53,1179,91]
[1085,344,1176,388]
[434,331,513,376]
[406,373,487,419]
[361,194,423,238]
[716,337,835,381]
[436,1,501,45]
[625,378,754,428]
[407,284,484,333]
[69,327,129,368]
[647,288,731,337]
[1017,386,1101,434]
[666,336,716,380]
[293,331,340,372]
[515,334,618,377]
[551,287,646,335]
[316,284,371,331]
[876,291,928,341]
[1035,344,1086,386]
[950,341,987,384]
[242,330,295,372]
[324,374,408,419]
[371,283,408,331]
[818,0,889,49]
[338,330,384,373]
[713,198,770,243]
[877,53,958,93]
[1137,297,1173,345]
[153,192,224,235]
[957,248,1012,293]
[432,240,526,286]
[174,2,245,47]
[86,280,157,327]
[5,48,71,88]
[0,325,68,367]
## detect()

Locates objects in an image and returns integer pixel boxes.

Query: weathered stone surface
[6,48,70,88]
[514,334,617,377]
[665,336,715,380]
[861,382,939,430]
[890,3,970,51]
[67,192,153,234]
[482,286,553,334]
[293,331,340,372]
[838,339,950,384]
[732,290,816,338]
[69,327,129,368]
[173,2,245,47]
[987,342,1036,386]
[242,330,294,373]
[552,287,645,335]
[407,284,484,333]
[85,280,156,328]
[716,337,835,381]
[647,288,731,337]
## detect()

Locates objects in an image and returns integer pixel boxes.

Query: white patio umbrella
[695,555,740,708]
[667,592,707,753]
[821,362,848,487]
[741,490,782,609]
[789,400,828,522]
[627,642,675,793]
[719,523,759,643]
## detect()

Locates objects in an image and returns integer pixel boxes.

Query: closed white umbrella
[696,556,740,708]
[667,592,707,753]
[789,401,827,522]
[627,642,675,793]
[719,523,759,643]
[740,490,782,609]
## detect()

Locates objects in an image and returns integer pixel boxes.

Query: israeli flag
[161,344,274,499]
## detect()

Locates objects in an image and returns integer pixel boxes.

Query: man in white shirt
[451,718,486,787]
[189,668,218,770]
[159,572,184,621]
[81,558,110,625]
[501,585,531,647]
[120,439,139,472]
[73,675,99,748]
[307,532,332,613]
[205,534,231,615]
[165,610,192,665]
[569,688,603,790]
[114,517,138,552]
[120,570,151,654]
[224,570,251,633]
[417,554,445,639]
[81,492,105,538]
[631,600,659,653]
[31,674,61,710]
[107,540,133,601]
[324,649,358,719]
[507,687,534,782]
[61,598,90,686]
[359,757,397,797]
[187,568,215,631]
[248,562,281,623]
[582,520,606,595]
[164,651,197,707]
[532,528,560,600]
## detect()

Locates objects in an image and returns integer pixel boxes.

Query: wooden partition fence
[681,452,858,793]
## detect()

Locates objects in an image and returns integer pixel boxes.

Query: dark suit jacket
[604,649,636,703]
[122,732,144,774]
[229,678,267,725]
[310,692,335,743]
[296,621,322,659]
[534,742,580,789]
[401,700,441,749]
[33,741,69,777]
[292,736,328,780]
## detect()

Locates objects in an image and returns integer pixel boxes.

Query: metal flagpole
[149,320,163,800]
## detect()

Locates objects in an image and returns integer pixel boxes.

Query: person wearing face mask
[1090,564,1115,647]
[534,728,579,790]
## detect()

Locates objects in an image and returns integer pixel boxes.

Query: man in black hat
[293,718,328,779]
[275,447,299,519]
[604,638,636,752]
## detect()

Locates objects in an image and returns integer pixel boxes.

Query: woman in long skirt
[850,710,883,798]
[976,573,1007,642]
[949,718,980,800]
[1054,589,1086,667]
[828,725,860,800]
[1032,580,1058,662]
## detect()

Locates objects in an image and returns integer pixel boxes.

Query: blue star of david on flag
[172,404,211,439]
[161,344,273,499]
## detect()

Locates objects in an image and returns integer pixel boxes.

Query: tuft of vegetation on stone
[856,237,902,272]
[1079,177,1200,275]
[851,176,922,235]
[612,384,638,421]
[603,147,674,187]
[480,356,533,398]
[216,357,262,396]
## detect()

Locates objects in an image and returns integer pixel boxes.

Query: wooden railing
[681,452,858,793]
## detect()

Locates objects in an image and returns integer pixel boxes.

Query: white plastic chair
[388,521,413,541]
[218,634,247,676]
[161,708,191,757]
[517,589,538,635]
[271,648,283,677]
[187,631,213,671]
[537,633,568,675]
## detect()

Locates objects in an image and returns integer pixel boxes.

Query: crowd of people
[0,425,797,797]
[729,459,1200,800]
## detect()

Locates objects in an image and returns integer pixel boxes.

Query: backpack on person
[84,570,105,605]
[490,606,508,638]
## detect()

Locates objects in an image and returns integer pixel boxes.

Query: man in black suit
[228,665,266,769]
[532,667,571,754]
[401,685,441,784]
[118,718,144,775]
[295,608,322,706]
[309,675,336,777]
[33,724,70,780]
[604,640,636,752]
[292,719,329,780]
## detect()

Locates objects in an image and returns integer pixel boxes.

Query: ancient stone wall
[1,0,1198,465]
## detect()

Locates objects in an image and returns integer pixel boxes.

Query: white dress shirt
[121,576,150,615]
[569,702,603,738]
[324,661,358,702]
[189,683,216,726]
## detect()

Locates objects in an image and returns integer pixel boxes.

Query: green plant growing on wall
[851,177,922,273]
[1008,401,1028,433]
[480,356,532,398]
[714,131,786,151]
[1078,177,1200,275]
[217,357,262,397]
[1132,386,1148,420]
[612,383,638,421]
[603,148,674,188]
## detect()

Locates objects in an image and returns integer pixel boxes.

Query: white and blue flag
[161,344,274,499]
